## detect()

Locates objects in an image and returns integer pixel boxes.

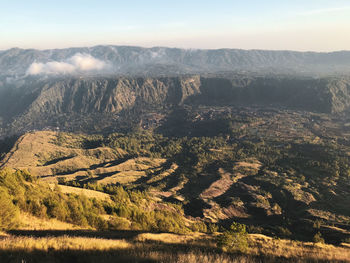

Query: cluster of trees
[0,169,210,234]
[104,131,228,168]
[63,181,208,234]
[0,169,107,230]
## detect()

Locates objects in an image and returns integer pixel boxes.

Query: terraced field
[0,131,169,186]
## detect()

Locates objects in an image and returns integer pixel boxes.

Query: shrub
[190,221,208,233]
[313,220,323,229]
[217,222,248,252]
[247,225,264,234]
[208,223,219,233]
[276,226,292,238]
[313,232,325,243]
[108,216,130,230]
[0,189,19,229]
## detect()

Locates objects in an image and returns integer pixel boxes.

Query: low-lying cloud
[26,53,110,75]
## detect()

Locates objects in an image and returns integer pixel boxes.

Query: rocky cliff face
[198,77,336,113]
[1,75,350,136]
[22,76,201,116]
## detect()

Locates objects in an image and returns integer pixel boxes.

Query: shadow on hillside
[0,249,158,263]
[8,229,144,240]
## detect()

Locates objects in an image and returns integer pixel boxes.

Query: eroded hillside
[1,75,350,137]
[2,112,350,244]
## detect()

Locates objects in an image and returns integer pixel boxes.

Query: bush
[208,223,219,233]
[190,221,207,233]
[0,189,19,230]
[217,222,248,252]
[313,232,325,243]
[108,216,130,230]
[276,226,292,238]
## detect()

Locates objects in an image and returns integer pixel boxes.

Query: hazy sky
[1,0,350,51]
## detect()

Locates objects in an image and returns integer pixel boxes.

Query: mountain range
[1,45,350,77]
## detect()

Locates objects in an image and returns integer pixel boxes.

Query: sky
[1,0,350,51]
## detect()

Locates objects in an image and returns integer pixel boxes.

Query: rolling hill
[1,122,350,245]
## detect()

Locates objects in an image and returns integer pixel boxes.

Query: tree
[217,222,248,252]
[0,190,19,230]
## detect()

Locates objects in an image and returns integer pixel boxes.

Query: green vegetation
[58,125,350,243]
[0,169,194,234]
[2,103,350,245]
[4,123,350,243]
[313,232,325,244]
[0,189,19,230]
[217,222,248,252]
[0,169,107,230]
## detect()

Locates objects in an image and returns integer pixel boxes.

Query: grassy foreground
[0,231,349,263]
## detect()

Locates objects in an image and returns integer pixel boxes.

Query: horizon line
[1,44,349,54]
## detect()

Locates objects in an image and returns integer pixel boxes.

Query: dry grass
[0,231,349,262]
[136,232,350,262]
[98,170,147,184]
[0,235,130,251]
[248,234,350,262]
[7,212,350,262]
[51,184,111,201]
[200,168,235,199]
[0,131,169,186]
[143,250,258,263]
[147,163,178,184]
[0,131,121,178]
[0,232,9,238]
[17,213,86,231]
[234,160,262,170]
[135,232,207,244]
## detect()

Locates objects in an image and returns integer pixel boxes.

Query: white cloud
[26,53,110,75]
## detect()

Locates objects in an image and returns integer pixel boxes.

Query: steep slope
[24,76,201,115]
[1,75,350,137]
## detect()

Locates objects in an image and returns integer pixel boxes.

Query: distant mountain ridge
[1,45,350,76]
[1,45,350,137]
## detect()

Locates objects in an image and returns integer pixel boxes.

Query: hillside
[1,84,350,261]
[1,75,350,137]
[0,164,349,262]
[2,116,350,244]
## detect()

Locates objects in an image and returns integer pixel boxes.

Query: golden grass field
[0,226,349,263]
[0,235,131,251]
[49,184,112,202]
[17,213,86,231]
